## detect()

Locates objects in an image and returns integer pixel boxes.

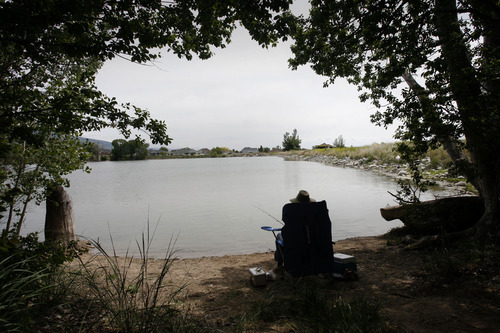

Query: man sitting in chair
[274,190,316,266]
[274,190,335,277]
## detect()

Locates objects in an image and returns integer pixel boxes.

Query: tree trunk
[45,185,76,244]
[435,0,500,233]
[468,161,500,235]
[402,70,473,177]
[403,67,500,235]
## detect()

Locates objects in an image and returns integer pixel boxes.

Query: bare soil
[76,236,499,332]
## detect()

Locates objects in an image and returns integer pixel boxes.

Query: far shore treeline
[84,131,353,161]
[83,137,454,173]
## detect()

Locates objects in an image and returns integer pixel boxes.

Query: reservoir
[24,156,433,258]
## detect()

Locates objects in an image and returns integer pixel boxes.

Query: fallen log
[380,196,484,234]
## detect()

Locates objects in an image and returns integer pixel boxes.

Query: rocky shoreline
[280,153,475,198]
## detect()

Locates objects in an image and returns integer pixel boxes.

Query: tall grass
[334,143,401,164]
[292,142,401,164]
[76,221,197,332]
[0,233,77,332]
[0,256,53,332]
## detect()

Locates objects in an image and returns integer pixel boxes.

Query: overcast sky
[89,24,397,151]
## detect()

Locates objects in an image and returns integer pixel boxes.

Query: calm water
[24,156,433,258]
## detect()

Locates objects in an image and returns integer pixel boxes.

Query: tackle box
[249,267,267,286]
[333,253,357,277]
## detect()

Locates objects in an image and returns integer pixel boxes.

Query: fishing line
[252,205,284,225]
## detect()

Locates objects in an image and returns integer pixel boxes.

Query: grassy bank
[277,142,453,169]
[275,142,477,194]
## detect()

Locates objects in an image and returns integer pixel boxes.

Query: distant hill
[79,137,113,151]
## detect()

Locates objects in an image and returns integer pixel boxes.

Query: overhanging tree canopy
[1,0,294,146]
[0,0,294,233]
[288,0,500,233]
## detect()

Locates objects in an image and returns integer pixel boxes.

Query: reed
[75,220,196,332]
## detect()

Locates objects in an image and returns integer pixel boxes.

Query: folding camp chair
[262,200,335,278]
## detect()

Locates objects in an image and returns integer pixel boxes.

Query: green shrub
[0,231,74,272]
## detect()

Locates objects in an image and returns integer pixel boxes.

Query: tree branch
[402,70,472,170]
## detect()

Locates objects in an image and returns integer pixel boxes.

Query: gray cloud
[90,28,396,150]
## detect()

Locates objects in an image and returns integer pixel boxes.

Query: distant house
[313,143,334,149]
[241,147,259,154]
[198,148,211,156]
[148,149,163,156]
[171,148,198,156]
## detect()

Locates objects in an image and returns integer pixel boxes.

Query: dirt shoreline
[77,235,499,332]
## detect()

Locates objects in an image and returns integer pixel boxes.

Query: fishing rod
[252,205,284,226]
